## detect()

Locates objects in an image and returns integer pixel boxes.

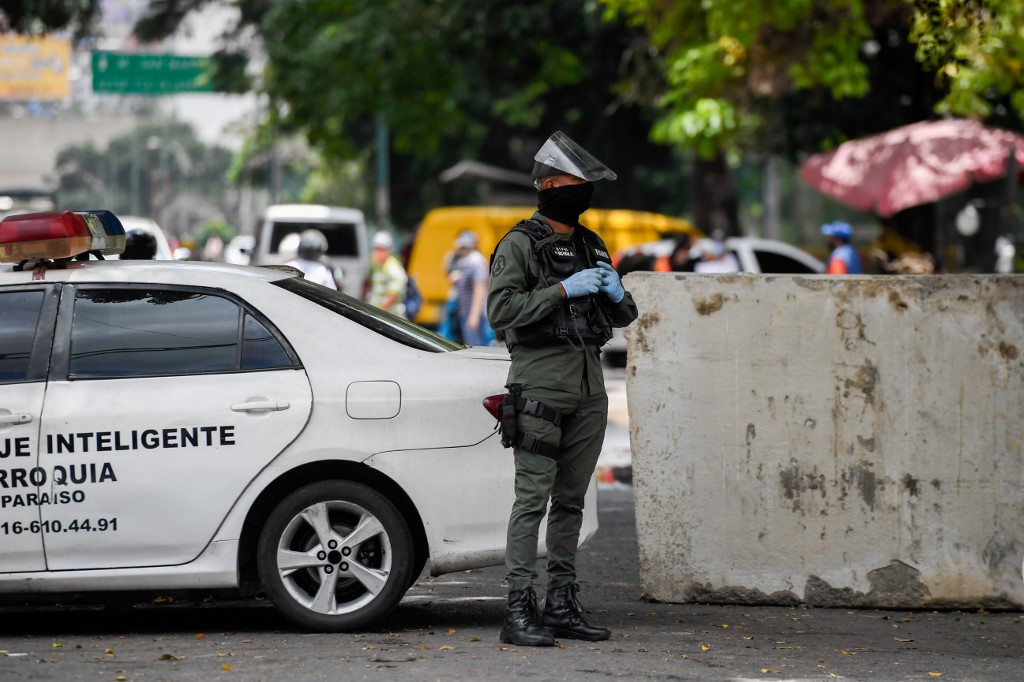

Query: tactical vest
[496,217,614,349]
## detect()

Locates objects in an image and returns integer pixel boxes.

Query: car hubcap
[275,500,392,615]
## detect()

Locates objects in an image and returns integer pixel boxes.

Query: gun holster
[497,383,562,458]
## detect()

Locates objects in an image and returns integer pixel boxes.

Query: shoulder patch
[491,254,506,276]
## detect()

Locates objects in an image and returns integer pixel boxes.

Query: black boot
[542,584,611,641]
[500,588,556,646]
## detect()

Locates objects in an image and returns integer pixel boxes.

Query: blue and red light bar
[0,210,126,263]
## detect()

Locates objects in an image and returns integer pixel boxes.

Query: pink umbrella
[800,119,1024,218]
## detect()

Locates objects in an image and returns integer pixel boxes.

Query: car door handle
[0,413,32,425]
[230,400,291,413]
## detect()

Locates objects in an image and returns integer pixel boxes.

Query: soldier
[487,131,638,647]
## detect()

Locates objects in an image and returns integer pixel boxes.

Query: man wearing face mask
[487,131,638,647]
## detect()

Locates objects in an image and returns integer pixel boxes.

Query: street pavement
[1,484,1021,681]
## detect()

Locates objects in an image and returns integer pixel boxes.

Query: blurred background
[2,0,1023,274]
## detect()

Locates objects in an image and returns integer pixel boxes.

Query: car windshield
[270,221,360,257]
[274,276,462,353]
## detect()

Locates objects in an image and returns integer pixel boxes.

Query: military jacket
[486,213,638,395]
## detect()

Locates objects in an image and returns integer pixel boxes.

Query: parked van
[252,205,369,296]
[407,205,699,327]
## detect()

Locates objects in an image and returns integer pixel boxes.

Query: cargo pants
[505,384,608,592]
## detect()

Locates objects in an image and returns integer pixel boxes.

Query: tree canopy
[133,0,693,227]
[0,0,100,38]
[599,0,1024,158]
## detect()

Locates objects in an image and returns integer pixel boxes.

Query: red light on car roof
[0,210,126,263]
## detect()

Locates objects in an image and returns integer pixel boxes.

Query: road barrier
[624,272,1024,608]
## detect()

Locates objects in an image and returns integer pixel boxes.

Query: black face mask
[538,182,594,226]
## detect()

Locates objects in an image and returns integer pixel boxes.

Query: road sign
[91,51,213,95]
[0,36,71,101]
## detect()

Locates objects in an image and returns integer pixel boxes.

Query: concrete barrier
[624,272,1024,609]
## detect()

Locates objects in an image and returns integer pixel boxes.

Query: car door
[38,284,313,570]
[0,286,58,573]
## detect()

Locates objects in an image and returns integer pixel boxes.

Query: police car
[0,210,599,631]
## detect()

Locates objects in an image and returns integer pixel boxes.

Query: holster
[497,383,562,458]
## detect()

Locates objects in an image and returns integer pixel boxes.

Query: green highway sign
[91,51,213,95]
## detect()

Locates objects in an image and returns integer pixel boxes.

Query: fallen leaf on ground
[761,669,777,674]
[894,637,914,643]
[700,644,711,652]
[929,674,942,678]
[158,653,181,661]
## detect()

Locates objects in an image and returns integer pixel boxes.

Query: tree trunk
[692,152,741,236]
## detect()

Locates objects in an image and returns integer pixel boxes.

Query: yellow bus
[407,205,698,326]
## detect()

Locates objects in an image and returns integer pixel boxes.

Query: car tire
[257,480,415,632]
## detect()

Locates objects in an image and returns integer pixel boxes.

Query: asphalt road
[2,484,1021,681]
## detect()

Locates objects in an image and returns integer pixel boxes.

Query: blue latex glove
[560,268,603,299]
[596,261,625,303]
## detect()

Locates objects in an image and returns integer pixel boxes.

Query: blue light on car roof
[0,210,126,263]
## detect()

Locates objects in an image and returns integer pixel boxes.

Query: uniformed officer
[487,131,638,647]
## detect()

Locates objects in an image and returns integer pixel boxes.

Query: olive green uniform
[487,214,638,592]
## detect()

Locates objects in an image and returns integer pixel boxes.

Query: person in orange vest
[822,221,863,274]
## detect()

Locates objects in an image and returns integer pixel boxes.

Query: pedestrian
[452,230,494,346]
[368,230,408,316]
[121,229,157,260]
[821,221,863,274]
[437,247,463,342]
[286,229,338,290]
[487,131,638,647]
[693,229,740,273]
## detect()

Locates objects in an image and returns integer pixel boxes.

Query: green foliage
[604,0,1024,157]
[601,0,877,155]
[55,123,233,220]
[134,0,690,226]
[196,218,236,247]
[911,0,1024,120]
[1,0,101,38]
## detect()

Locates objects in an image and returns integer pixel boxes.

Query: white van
[252,204,369,296]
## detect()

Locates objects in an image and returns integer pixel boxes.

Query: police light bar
[0,210,126,263]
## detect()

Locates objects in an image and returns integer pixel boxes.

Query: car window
[270,221,360,258]
[754,250,818,274]
[275,276,462,353]
[68,287,298,379]
[0,290,45,384]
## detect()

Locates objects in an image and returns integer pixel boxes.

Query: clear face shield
[532,131,618,185]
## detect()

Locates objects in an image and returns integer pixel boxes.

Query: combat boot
[499,587,556,647]
[542,584,611,641]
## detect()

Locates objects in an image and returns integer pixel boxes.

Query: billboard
[0,36,71,101]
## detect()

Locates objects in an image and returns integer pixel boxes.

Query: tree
[0,1,101,38]
[55,122,235,234]
[134,0,694,229]
[599,0,1024,234]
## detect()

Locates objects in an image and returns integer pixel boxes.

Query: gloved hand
[596,261,625,303]
[560,268,603,299]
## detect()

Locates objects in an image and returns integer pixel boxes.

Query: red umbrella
[800,119,1024,217]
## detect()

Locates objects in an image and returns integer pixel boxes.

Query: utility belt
[497,383,563,458]
[504,295,613,349]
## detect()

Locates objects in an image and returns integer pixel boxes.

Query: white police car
[0,210,598,631]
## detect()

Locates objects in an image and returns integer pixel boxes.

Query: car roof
[264,204,365,221]
[0,258,297,285]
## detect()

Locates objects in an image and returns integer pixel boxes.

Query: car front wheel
[257,480,415,631]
